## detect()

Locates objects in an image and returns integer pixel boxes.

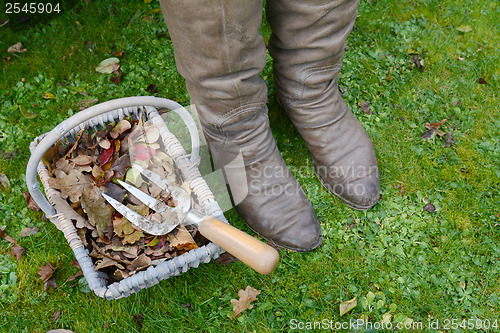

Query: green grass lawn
[1,0,499,332]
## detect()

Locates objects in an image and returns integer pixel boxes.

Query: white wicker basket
[26,97,226,300]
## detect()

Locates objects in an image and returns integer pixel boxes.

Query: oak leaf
[50,169,92,203]
[81,184,114,238]
[122,229,144,245]
[230,286,261,319]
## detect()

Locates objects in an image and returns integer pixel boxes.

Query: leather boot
[266,0,380,210]
[159,0,322,251]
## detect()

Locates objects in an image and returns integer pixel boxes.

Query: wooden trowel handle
[198,216,279,274]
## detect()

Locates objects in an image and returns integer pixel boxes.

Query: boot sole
[244,223,323,253]
[313,165,378,211]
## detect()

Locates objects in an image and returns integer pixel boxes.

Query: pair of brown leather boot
[159,0,379,252]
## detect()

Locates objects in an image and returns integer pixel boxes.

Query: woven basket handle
[26,96,199,217]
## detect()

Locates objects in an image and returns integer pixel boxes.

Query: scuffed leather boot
[159,0,322,251]
[267,0,380,210]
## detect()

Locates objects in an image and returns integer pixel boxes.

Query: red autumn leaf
[133,145,156,161]
[99,142,115,165]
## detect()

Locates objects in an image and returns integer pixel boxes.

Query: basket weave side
[31,105,226,300]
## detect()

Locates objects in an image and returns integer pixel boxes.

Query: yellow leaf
[144,0,152,3]
[457,25,472,33]
[19,105,37,119]
[42,92,56,99]
[145,236,159,247]
[339,296,357,317]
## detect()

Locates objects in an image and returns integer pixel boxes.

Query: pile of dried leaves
[43,115,208,282]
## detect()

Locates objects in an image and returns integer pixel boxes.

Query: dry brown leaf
[128,254,151,273]
[110,119,132,139]
[360,101,371,114]
[122,229,144,245]
[81,184,114,237]
[10,244,25,261]
[53,309,61,322]
[0,225,18,244]
[169,225,198,251]
[95,257,125,270]
[50,169,92,203]
[20,227,40,237]
[38,262,56,282]
[339,296,358,317]
[230,286,261,319]
[23,191,40,211]
[425,119,447,129]
[65,271,83,283]
[215,252,240,265]
[7,42,27,53]
[44,277,57,291]
[70,155,93,166]
[113,216,136,236]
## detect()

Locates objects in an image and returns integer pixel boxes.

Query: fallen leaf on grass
[423,203,436,213]
[444,132,455,147]
[0,174,11,194]
[38,262,56,282]
[421,119,447,140]
[10,244,25,260]
[65,271,83,283]
[478,78,487,85]
[230,286,261,319]
[215,252,240,265]
[53,310,61,322]
[360,101,371,114]
[20,227,39,237]
[0,225,16,243]
[146,84,158,94]
[96,57,120,74]
[457,25,472,33]
[7,42,27,53]
[19,105,37,119]
[42,92,56,100]
[77,98,99,110]
[339,296,357,317]
[132,314,144,329]
[23,192,40,211]
[411,54,425,69]
[110,69,123,84]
